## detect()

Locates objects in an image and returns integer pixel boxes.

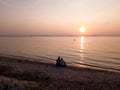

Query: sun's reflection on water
[79,36,84,63]
[80,36,84,50]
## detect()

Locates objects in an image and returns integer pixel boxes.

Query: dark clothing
[56,57,66,67]
[60,59,66,67]
[56,59,61,66]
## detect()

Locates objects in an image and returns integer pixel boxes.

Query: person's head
[61,58,63,60]
[58,56,60,59]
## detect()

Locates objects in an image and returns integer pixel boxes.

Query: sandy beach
[0,55,120,90]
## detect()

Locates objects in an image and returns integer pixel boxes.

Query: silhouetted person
[56,56,61,66]
[60,58,66,67]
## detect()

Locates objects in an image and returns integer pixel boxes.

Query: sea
[0,36,120,72]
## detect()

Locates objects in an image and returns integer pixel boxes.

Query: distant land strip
[0,35,120,37]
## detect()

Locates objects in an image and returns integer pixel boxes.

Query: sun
[80,26,86,33]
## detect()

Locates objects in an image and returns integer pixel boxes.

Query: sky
[0,0,120,35]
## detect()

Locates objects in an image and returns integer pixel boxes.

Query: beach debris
[56,57,66,67]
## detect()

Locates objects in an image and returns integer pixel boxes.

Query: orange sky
[0,0,120,35]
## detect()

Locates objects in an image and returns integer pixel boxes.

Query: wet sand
[0,56,120,90]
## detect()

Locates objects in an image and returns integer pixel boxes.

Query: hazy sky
[0,0,120,35]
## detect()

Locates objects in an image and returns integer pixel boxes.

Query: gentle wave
[0,36,120,72]
[0,53,120,72]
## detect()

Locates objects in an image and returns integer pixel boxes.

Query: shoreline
[0,55,120,90]
[0,54,119,73]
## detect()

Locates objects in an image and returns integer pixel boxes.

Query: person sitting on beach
[56,56,61,66]
[60,58,66,67]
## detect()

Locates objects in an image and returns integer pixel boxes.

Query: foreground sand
[0,56,120,90]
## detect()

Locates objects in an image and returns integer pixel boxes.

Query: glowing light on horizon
[80,26,86,33]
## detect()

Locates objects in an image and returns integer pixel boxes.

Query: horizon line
[0,35,120,37]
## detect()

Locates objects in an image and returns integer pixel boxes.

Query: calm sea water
[0,36,120,72]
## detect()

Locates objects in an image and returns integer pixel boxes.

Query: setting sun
[80,27,86,33]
